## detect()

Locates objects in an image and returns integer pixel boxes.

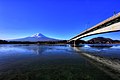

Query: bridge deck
[70,12,120,41]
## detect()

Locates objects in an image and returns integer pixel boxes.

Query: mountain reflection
[0,44,48,55]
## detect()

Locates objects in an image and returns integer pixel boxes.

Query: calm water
[80,44,120,59]
[0,44,119,80]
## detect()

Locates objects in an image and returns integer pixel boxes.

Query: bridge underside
[69,22,120,42]
[69,13,120,46]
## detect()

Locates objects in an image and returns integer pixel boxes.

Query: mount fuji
[9,33,59,42]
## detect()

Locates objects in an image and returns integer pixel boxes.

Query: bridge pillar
[73,40,79,47]
[72,40,86,47]
[69,40,83,47]
[73,40,76,47]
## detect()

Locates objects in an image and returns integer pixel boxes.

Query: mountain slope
[9,33,59,41]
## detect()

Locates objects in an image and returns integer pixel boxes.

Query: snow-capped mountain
[9,33,59,41]
[31,33,46,38]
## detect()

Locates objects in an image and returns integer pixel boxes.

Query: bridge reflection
[71,46,120,80]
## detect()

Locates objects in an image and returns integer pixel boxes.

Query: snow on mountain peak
[8,33,59,41]
[31,33,46,38]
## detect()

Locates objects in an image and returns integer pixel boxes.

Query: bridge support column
[69,40,80,47]
[73,40,78,47]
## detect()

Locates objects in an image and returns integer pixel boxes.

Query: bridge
[69,12,120,46]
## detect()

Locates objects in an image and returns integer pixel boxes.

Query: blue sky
[0,0,120,40]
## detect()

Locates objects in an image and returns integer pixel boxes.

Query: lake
[0,44,119,80]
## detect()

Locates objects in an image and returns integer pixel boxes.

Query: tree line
[0,40,67,44]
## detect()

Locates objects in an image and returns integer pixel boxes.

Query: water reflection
[0,44,50,55]
[0,44,75,58]
[88,44,113,48]
[0,44,117,80]
[70,46,120,80]
[30,45,46,55]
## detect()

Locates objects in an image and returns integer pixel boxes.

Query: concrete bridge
[69,12,120,46]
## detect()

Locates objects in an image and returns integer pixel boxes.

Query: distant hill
[8,33,59,42]
[87,37,120,44]
[0,40,8,43]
